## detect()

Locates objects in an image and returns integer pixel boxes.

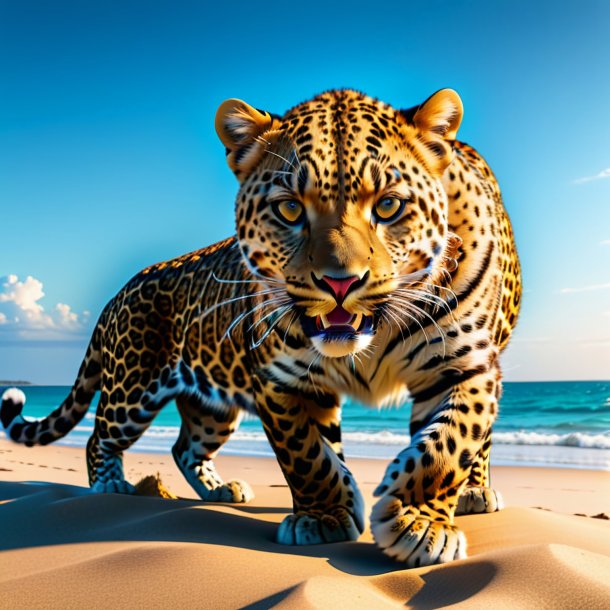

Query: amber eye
[373,197,405,224]
[272,200,305,226]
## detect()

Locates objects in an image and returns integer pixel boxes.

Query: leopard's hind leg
[87,374,178,494]
[172,394,253,503]
[87,430,135,494]
[455,427,504,515]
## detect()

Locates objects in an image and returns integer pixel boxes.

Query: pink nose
[320,275,361,303]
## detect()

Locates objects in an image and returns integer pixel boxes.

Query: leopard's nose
[312,272,369,303]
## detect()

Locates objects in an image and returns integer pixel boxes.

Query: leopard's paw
[456,486,504,515]
[203,479,254,503]
[370,495,466,567]
[277,507,362,545]
[90,479,136,494]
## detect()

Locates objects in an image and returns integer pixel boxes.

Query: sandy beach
[0,439,609,609]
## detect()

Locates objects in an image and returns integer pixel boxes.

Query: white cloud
[573,167,610,184]
[54,303,80,329]
[0,274,87,339]
[560,282,610,294]
[601,240,610,246]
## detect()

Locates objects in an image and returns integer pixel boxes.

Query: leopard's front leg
[254,378,365,545]
[455,426,504,515]
[370,367,500,567]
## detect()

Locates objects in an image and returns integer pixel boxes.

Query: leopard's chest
[263,335,416,409]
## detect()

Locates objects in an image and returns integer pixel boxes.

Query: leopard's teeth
[352,313,363,330]
[320,314,331,329]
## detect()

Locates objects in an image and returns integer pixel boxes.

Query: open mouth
[300,305,374,340]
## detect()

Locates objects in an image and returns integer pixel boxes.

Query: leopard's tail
[1,325,103,446]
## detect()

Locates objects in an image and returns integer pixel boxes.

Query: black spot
[265,397,285,415]
[127,389,143,406]
[421,451,433,468]
[128,408,152,424]
[441,470,454,488]
[75,387,91,405]
[180,361,194,386]
[109,388,126,404]
[306,442,321,459]
[38,432,55,445]
[459,449,473,470]
[286,437,303,452]
[276,447,291,465]
[232,365,246,388]
[422,475,434,488]
[471,423,482,441]
[278,418,292,431]
[294,458,312,475]
[144,331,162,352]
[454,345,472,358]
[1,395,23,427]
[447,436,457,454]
[313,457,331,481]
[123,425,140,438]
[84,359,101,378]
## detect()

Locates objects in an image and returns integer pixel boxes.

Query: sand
[0,439,609,609]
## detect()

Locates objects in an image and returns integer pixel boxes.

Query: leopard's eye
[273,200,305,226]
[373,197,405,224]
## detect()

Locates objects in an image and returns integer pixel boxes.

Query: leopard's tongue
[325,306,354,326]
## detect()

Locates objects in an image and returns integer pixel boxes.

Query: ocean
[2,381,609,471]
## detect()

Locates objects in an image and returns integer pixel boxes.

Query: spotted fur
[1,88,521,567]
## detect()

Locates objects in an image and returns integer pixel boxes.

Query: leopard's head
[216,89,462,358]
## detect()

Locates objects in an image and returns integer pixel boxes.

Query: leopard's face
[216,89,463,358]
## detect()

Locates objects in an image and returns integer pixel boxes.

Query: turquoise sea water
[2,381,609,470]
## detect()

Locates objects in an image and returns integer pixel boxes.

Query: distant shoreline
[2,379,609,388]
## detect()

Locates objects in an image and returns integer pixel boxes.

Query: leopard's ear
[410,89,463,176]
[215,99,281,179]
[413,89,463,139]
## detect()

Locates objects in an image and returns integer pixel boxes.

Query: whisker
[306,352,323,396]
[282,311,299,343]
[399,300,447,358]
[261,147,298,171]
[393,288,453,319]
[250,305,293,349]
[248,300,292,333]
[382,307,408,344]
[214,296,285,340]
[203,287,286,317]
[385,301,430,345]
[222,296,290,343]
[211,271,285,286]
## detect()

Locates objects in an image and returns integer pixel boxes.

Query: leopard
[1,87,521,568]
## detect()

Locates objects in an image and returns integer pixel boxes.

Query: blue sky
[1,0,609,384]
